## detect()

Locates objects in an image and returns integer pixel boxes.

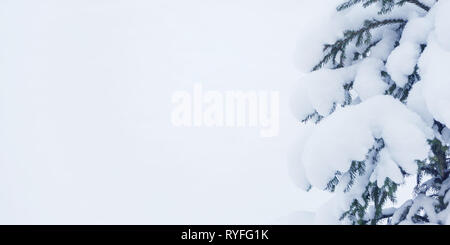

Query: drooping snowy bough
[291,0,450,224]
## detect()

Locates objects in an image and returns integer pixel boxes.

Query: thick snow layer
[370,149,403,188]
[353,58,387,100]
[386,42,421,87]
[294,66,356,118]
[407,82,434,126]
[370,30,399,60]
[419,35,450,127]
[400,17,433,45]
[300,95,431,189]
[402,195,439,224]
[434,1,450,51]
[385,14,434,88]
[391,200,413,224]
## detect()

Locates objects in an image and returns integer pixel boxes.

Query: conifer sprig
[337,0,430,13]
[313,18,406,71]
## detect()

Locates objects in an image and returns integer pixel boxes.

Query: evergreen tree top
[291,0,450,225]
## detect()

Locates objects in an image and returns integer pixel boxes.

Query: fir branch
[338,0,431,13]
[362,39,381,58]
[313,18,406,71]
[399,0,431,11]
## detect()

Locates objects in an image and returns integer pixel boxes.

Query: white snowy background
[0,0,343,224]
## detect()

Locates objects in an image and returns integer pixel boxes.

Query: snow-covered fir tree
[291,0,450,224]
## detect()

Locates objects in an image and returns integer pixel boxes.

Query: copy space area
[0,0,330,224]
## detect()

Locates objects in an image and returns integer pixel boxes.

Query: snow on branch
[337,0,431,13]
[313,19,406,71]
